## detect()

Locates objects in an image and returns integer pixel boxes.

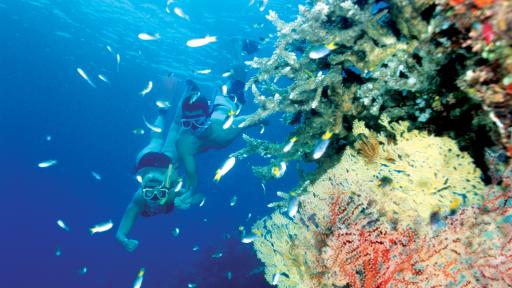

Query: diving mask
[142,184,169,200]
[180,116,209,130]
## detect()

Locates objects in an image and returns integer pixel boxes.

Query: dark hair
[181,95,210,118]
[135,152,172,174]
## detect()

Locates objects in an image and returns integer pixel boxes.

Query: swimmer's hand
[117,236,139,252]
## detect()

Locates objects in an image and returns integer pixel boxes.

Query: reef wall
[236,0,510,182]
[242,0,512,286]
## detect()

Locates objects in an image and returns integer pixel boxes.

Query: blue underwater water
[0,0,306,287]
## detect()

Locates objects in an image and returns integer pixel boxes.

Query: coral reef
[252,122,511,287]
[236,0,508,182]
[243,1,512,286]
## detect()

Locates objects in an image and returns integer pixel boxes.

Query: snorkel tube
[159,163,174,205]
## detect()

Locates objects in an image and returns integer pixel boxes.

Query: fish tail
[214,170,222,182]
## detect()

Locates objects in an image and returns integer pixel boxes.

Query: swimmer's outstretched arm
[116,192,143,252]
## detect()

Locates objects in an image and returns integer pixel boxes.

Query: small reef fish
[188,283,197,288]
[283,136,297,152]
[230,195,238,206]
[288,195,299,218]
[241,232,258,243]
[45,135,52,141]
[136,175,143,183]
[156,100,171,108]
[186,36,217,48]
[192,245,200,251]
[174,7,190,20]
[272,162,287,178]
[260,124,265,134]
[174,179,183,192]
[89,219,113,234]
[97,74,110,84]
[309,41,337,59]
[143,116,163,133]
[106,45,114,54]
[139,81,153,96]
[313,130,333,159]
[227,271,232,280]
[38,160,57,168]
[138,33,160,41]
[57,219,69,231]
[222,71,232,77]
[223,110,235,129]
[261,183,266,193]
[259,0,268,11]
[247,212,252,221]
[133,268,145,288]
[55,247,61,256]
[91,171,101,180]
[222,84,228,96]
[79,266,88,275]
[195,69,212,74]
[214,156,236,182]
[272,273,281,285]
[172,227,180,237]
[116,53,120,72]
[76,68,96,88]
[212,251,223,258]
[132,128,145,135]
[199,197,206,207]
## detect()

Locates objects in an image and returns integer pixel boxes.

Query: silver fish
[90,219,113,234]
[116,53,120,72]
[230,195,238,206]
[76,68,96,88]
[272,273,281,285]
[174,7,190,20]
[39,160,57,168]
[212,251,223,258]
[142,116,162,133]
[241,232,257,243]
[97,74,110,84]
[91,171,101,180]
[140,81,153,96]
[312,138,330,159]
[138,33,160,41]
[287,196,299,218]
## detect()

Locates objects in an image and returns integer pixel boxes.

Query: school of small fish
[43,2,328,286]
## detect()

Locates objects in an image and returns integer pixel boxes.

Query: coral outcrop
[236,0,507,182]
[252,122,510,287]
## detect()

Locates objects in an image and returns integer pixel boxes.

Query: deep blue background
[0,0,305,287]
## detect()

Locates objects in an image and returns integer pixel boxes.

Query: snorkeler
[172,66,262,195]
[116,107,196,252]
